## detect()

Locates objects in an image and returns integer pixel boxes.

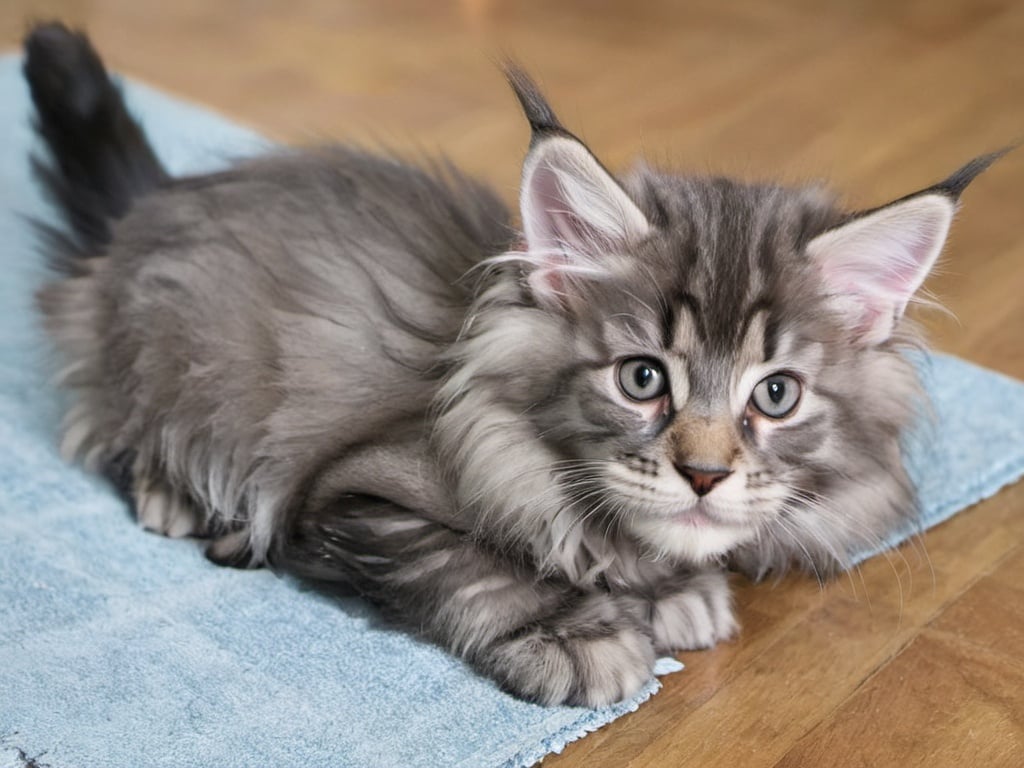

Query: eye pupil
[634,366,653,389]
[768,379,785,404]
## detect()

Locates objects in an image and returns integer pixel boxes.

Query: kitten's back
[27,23,512,561]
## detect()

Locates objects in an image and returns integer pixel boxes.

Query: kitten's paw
[134,477,204,538]
[649,569,738,653]
[485,595,655,707]
[206,529,255,568]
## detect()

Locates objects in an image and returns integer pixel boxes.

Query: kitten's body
[44,146,500,554]
[24,24,999,706]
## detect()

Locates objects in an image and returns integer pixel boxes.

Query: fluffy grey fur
[24,24,1001,706]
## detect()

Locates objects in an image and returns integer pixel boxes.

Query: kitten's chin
[629,515,755,564]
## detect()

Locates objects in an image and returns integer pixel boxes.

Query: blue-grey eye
[617,358,667,401]
[750,374,801,418]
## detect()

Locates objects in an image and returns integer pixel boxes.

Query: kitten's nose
[676,464,732,497]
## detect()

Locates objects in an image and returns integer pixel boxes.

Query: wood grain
[2,2,1022,766]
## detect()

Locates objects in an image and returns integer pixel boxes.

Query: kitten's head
[438,69,999,581]
[460,68,1002,579]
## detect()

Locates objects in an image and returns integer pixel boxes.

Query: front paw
[483,594,655,707]
[649,569,738,653]
[134,476,205,538]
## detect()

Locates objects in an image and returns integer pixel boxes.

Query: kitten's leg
[633,568,739,654]
[282,496,655,707]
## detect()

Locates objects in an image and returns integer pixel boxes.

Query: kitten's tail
[23,21,167,269]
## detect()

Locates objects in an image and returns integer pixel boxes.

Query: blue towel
[1,54,1022,768]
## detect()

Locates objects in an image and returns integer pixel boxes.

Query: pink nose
[675,465,732,497]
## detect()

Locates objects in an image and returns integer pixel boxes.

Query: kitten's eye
[750,374,801,419]
[617,358,668,401]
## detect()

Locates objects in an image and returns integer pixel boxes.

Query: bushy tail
[24,21,167,268]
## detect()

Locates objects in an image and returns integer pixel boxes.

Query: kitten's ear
[808,149,1010,346]
[807,194,954,345]
[504,65,651,305]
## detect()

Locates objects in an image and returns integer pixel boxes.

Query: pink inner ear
[526,255,568,304]
[523,165,567,250]
[809,194,954,345]
[517,136,651,309]
[825,230,930,300]
[520,135,650,256]
[525,164,607,254]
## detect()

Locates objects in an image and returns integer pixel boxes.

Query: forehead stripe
[762,312,780,362]
[736,298,770,348]
[664,291,706,351]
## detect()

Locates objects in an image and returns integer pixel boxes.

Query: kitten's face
[528,179,823,562]
[523,168,942,572]
[581,303,826,563]
[460,72,988,577]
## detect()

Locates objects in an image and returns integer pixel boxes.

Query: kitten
[23,23,1001,706]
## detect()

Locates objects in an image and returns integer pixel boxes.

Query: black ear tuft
[929,145,1016,199]
[502,62,567,143]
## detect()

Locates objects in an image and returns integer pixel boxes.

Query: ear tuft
[808,193,954,345]
[929,145,1015,199]
[502,63,565,142]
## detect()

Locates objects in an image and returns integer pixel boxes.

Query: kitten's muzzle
[667,415,740,497]
[674,463,732,497]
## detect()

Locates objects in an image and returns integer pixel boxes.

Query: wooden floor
[3,2,1022,766]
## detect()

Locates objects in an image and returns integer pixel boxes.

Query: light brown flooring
[3,2,1023,766]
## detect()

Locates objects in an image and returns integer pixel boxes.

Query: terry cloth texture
[1,54,1022,768]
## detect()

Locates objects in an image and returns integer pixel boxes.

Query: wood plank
[776,547,1024,767]
[927,546,1024,658]
[774,629,1024,768]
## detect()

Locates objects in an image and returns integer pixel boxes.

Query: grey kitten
[24,23,1000,706]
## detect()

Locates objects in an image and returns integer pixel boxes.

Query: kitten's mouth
[673,501,744,529]
[675,511,712,527]
[674,504,717,528]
